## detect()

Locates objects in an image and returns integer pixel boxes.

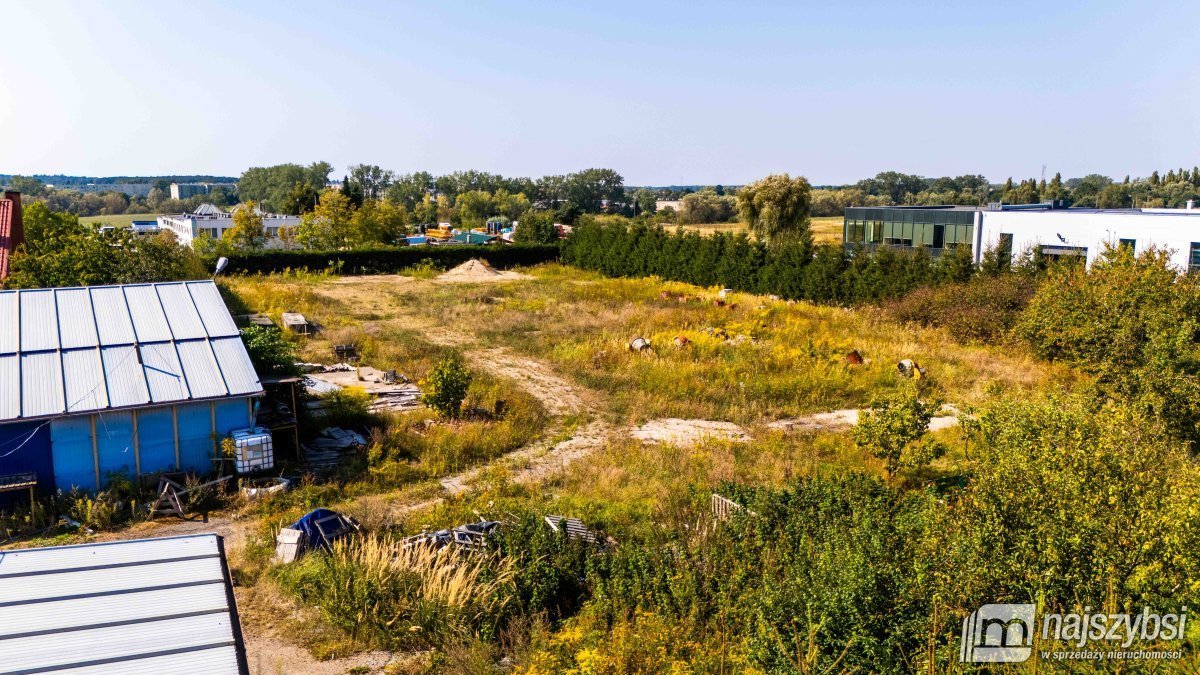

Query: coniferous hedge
[208,244,561,275]
[562,221,977,304]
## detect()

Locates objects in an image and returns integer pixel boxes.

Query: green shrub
[853,385,944,476]
[885,273,1036,343]
[240,324,298,375]
[1017,244,1200,446]
[424,356,472,420]
[561,219,980,305]
[319,386,376,429]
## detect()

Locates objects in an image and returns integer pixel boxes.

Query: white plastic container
[230,427,275,473]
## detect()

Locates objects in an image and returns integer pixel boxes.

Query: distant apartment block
[169,181,213,196]
[157,203,300,248]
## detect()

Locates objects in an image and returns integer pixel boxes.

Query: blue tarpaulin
[288,508,358,551]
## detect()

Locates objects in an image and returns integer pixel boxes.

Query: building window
[1190,243,1200,274]
[1119,238,1136,252]
[998,233,1014,265]
[1040,244,1087,264]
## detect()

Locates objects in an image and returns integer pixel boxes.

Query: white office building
[157,204,300,249]
[843,201,1200,272]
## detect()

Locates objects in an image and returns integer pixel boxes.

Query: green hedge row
[562,221,978,304]
[209,244,561,275]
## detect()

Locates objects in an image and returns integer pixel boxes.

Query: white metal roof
[0,534,248,674]
[0,281,262,423]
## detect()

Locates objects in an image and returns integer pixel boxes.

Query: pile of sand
[436,259,531,283]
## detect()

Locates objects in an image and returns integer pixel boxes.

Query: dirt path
[766,405,961,433]
[84,298,618,674]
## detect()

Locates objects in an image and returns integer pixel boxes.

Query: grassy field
[223,264,1073,426]
[678,215,843,243]
[208,264,1095,668]
[78,212,160,227]
[11,264,1088,670]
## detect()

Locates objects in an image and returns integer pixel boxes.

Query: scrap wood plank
[711,493,757,520]
[544,515,598,544]
[148,474,233,520]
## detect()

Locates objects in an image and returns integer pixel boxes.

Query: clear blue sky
[2,0,1198,185]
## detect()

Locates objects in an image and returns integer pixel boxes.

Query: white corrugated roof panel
[0,281,260,422]
[62,348,109,413]
[176,341,228,399]
[0,355,17,420]
[19,289,59,351]
[21,352,64,417]
[157,283,208,339]
[141,342,189,402]
[0,291,17,354]
[90,286,137,346]
[210,337,262,396]
[0,534,247,675]
[123,285,173,342]
[55,288,100,349]
[56,646,242,675]
[101,345,150,408]
[188,282,240,337]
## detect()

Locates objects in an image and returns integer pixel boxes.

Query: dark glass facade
[843,207,976,255]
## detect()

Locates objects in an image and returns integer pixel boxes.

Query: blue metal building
[0,281,263,493]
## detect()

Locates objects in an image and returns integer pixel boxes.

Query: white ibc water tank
[230,427,275,473]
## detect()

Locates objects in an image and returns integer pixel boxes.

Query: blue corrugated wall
[50,417,96,492]
[177,402,215,474]
[1,397,258,495]
[96,412,136,480]
[137,407,176,473]
[0,421,55,497]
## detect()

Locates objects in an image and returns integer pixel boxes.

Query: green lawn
[79,212,161,228]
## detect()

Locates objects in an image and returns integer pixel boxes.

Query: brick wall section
[0,191,24,281]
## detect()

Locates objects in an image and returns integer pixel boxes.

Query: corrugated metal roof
[63,348,108,413]
[141,342,189,402]
[102,345,151,408]
[0,355,17,420]
[0,281,261,423]
[91,286,137,345]
[189,283,240,337]
[21,352,64,418]
[211,337,261,396]
[19,289,59,352]
[124,285,173,342]
[0,534,248,675]
[157,283,208,339]
[0,291,18,354]
[55,288,99,349]
[177,341,227,399]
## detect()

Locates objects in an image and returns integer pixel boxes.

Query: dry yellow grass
[674,216,843,243]
[223,264,1080,427]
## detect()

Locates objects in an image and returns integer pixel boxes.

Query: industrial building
[843,201,1200,271]
[157,203,300,248]
[0,280,262,494]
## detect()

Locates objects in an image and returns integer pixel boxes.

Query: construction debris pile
[301,363,423,413]
[401,515,609,552]
[303,427,367,470]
